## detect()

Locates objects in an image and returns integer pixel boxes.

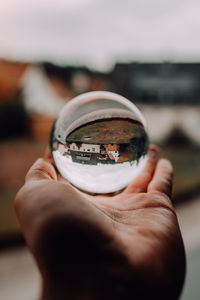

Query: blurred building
[1,59,200,144]
[111,62,200,105]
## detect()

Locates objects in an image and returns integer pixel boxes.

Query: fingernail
[149,148,159,160]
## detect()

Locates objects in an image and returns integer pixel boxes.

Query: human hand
[14,145,185,300]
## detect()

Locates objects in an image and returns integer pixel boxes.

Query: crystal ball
[50,91,149,194]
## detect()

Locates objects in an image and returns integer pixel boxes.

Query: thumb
[25,158,57,182]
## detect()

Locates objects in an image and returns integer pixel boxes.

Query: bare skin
[14,145,185,300]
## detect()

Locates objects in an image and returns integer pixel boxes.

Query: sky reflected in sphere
[50,91,149,194]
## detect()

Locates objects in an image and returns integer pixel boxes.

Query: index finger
[25,158,58,183]
[147,158,173,197]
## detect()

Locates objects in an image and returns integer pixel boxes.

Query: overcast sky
[0,0,200,70]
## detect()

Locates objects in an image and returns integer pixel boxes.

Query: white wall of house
[69,143,79,151]
[23,66,66,117]
[58,144,66,155]
[107,151,120,162]
[69,143,100,153]
[140,105,200,145]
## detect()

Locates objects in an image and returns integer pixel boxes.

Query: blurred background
[0,0,200,299]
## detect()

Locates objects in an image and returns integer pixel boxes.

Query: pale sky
[0,0,200,70]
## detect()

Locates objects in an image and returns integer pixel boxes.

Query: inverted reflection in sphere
[50,91,149,194]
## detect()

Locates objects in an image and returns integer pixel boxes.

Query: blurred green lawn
[163,145,200,201]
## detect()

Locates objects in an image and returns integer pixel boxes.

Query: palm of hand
[15,146,185,300]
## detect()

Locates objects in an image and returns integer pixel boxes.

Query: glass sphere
[50,91,149,194]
